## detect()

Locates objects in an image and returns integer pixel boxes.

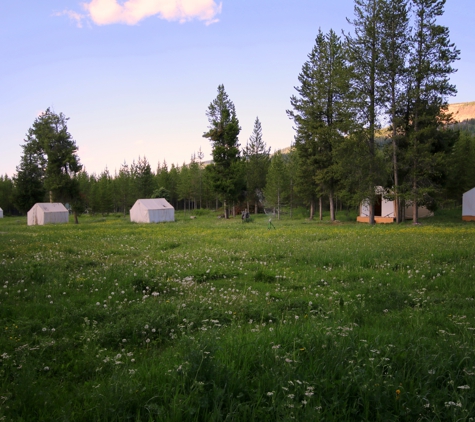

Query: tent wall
[27,203,69,226]
[462,187,475,221]
[130,198,175,223]
[0,208,3,218]
[148,209,175,223]
[357,187,433,223]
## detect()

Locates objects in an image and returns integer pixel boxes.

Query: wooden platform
[357,216,395,224]
[462,216,475,222]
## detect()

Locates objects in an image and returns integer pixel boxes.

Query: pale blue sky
[1,0,473,177]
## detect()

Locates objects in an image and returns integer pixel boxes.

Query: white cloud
[54,10,85,28]
[81,0,222,26]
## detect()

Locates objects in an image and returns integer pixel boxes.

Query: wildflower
[44,366,50,371]
[122,339,127,343]
[267,391,274,396]
[458,385,470,390]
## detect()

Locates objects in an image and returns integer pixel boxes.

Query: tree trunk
[277,189,280,220]
[413,177,418,224]
[309,198,315,220]
[254,202,258,215]
[329,191,335,221]
[319,197,323,220]
[369,202,375,225]
[74,210,79,224]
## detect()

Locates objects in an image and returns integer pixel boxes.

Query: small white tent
[462,187,475,221]
[130,198,174,223]
[27,203,69,226]
[0,207,3,218]
[357,187,433,223]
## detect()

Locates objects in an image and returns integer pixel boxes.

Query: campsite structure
[130,198,175,223]
[0,207,3,218]
[357,187,433,223]
[462,187,475,221]
[27,203,69,226]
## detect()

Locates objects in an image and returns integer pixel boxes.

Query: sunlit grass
[1,212,475,421]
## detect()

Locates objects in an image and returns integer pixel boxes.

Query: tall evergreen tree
[168,164,180,209]
[203,85,244,218]
[15,109,83,221]
[243,117,270,214]
[177,162,192,213]
[264,152,289,220]
[115,162,133,215]
[97,169,114,214]
[403,0,459,222]
[288,29,351,220]
[379,0,411,222]
[445,131,475,203]
[0,175,17,215]
[132,156,155,200]
[346,0,386,224]
[13,147,46,214]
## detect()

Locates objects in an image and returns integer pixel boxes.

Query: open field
[1,211,475,421]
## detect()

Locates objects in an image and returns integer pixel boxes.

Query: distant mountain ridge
[447,101,475,122]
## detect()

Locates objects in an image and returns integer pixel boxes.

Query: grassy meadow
[1,210,475,421]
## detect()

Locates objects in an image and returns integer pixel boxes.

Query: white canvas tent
[27,203,69,226]
[0,207,3,218]
[462,187,475,221]
[357,187,433,223]
[130,198,174,223]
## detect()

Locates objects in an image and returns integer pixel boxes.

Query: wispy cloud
[54,9,85,28]
[81,0,222,26]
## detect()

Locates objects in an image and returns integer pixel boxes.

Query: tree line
[1,0,475,222]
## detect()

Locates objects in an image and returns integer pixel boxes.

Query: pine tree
[13,147,46,214]
[132,156,155,200]
[203,85,244,218]
[115,162,133,215]
[404,0,459,222]
[15,108,83,222]
[0,175,16,215]
[264,152,289,220]
[243,117,270,214]
[288,29,351,220]
[379,0,411,222]
[346,0,386,224]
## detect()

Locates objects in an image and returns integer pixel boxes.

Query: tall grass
[1,213,474,421]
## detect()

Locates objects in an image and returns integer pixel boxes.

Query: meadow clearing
[1,210,475,421]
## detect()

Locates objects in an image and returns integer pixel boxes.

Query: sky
[1,0,474,178]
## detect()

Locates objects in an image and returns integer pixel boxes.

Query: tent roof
[463,187,475,196]
[31,203,68,212]
[134,198,174,210]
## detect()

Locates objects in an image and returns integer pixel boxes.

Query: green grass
[1,211,475,421]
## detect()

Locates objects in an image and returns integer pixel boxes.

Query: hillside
[448,101,475,122]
